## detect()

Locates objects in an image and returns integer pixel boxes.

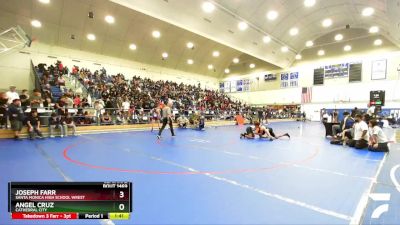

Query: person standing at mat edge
[157,100,175,139]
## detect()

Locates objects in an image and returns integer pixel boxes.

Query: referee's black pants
[158,117,175,136]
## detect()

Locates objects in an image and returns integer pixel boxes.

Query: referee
[157,100,175,139]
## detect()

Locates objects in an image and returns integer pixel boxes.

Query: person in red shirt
[73,95,81,107]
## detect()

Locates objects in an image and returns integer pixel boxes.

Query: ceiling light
[369,26,379,33]
[187,59,194,65]
[289,27,299,36]
[262,36,271,43]
[249,63,255,69]
[162,52,168,58]
[362,7,374,17]
[152,30,161,38]
[233,58,239,63]
[304,0,316,7]
[343,45,352,51]
[38,0,50,4]
[306,40,314,47]
[129,44,137,50]
[31,20,42,28]
[105,15,115,24]
[87,33,95,41]
[322,18,332,27]
[374,39,382,46]
[281,46,289,52]
[208,64,213,70]
[266,10,278,20]
[224,69,230,74]
[186,42,194,49]
[295,54,302,60]
[202,1,215,13]
[334,34,343,41]
[318,50,325,56]
[238,21,248,30]
[212,51,220,57]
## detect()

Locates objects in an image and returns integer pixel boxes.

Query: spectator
[49,112,64,138]
[43,97,52,109]
[62,113,77,136]
[8,99,24,140]
[100,111,113,125]
[19,89,30,110]
[368,119,389,152]
[347,114,369,149]
[83,111,94,125]
[26,111,43,139]
[64,94,74,108]
[366,103,375,116]
[30,89,43,109]
[73,95,81,107]
[57,75,66,87]
[6,85,19,104]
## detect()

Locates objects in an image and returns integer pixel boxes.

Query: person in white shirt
[366,103,375,116]
[347,114,369,149]
[6,86,19,104]
[368,119,389,152]
[122,98,130,122]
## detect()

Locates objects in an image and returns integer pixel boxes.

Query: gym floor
[0,122,399,225]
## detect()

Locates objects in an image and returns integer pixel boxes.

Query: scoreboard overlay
[8,182,132,220]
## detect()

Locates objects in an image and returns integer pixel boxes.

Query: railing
[65,74,89,98]
[11,107,245,128]
[1,106,307,129]
[30,61,41,92]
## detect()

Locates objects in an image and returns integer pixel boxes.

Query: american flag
[301,87,312,104]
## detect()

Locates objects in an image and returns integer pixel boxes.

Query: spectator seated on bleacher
[49,112,65,138]
[100,112,113,125]
[30,89,43,109]
[26,111,43,140]
[62,113,77,136]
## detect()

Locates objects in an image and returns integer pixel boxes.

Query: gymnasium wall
[226,50,400,107]
[0,43,219,91]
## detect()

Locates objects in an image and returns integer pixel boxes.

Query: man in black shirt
[27,111,43,139]
[62,113,77,136]
[49,112,65,137]
[19,89,30,111]
[8,99,25,140]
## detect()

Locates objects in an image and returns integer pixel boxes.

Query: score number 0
[119,191,125,211]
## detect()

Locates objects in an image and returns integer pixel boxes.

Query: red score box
[12,212,78,220]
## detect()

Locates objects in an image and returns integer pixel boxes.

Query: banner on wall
[324,63,349,78]
[219,82,224,93]
[243,79,250,91]
[230,80,237,93]
[290,72,299,87]
[220,79,250,93]
[264,74,277,81]
[236,80,243,92]
[371,59,387,80]
[281,72,298,88]
[280,73,289,88]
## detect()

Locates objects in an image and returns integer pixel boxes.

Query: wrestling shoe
[157,135,161,139]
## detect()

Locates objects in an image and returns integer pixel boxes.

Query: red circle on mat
[63,141,319,175]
